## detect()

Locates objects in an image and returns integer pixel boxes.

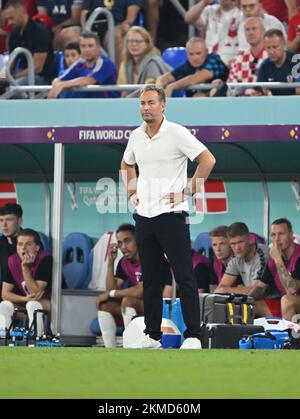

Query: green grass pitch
[0,347,300,399]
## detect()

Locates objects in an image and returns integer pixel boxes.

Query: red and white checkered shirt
[228,48,268,83]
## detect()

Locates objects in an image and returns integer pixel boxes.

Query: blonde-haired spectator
[118,26,170,97]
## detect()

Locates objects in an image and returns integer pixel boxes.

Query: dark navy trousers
[134,212,201,341]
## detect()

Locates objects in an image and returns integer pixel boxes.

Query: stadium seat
[62,232,93,289]
[38,231,51,252]
[162,47,187,68]
[192,232,213,259]
[162,47,187,98]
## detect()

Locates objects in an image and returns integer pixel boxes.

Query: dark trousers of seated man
[134,211,201,341]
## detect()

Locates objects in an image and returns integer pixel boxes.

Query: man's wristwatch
[109,289,117,298]
[183,187,194,197]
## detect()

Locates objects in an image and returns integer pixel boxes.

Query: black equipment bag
[199,293,255,325]
[200,323,265,349]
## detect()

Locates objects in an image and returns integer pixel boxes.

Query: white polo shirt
[123,117,207,218]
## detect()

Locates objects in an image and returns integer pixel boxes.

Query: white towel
[88,231,122,291]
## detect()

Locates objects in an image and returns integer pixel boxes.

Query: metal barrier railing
[168,0,196,39]
[84,7,115,64]
[1,82,300,98]
[4,47,35,99]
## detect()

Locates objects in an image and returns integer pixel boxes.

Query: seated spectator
[184,0,242,65]
[238,0,287,51]
[0,228,52,337]
[2,0,55,85]
[229,17,267,83]
[210,15,268,98]
[208,225,235,293]
[215,222,271,317]
[96,223,172,347]
[156,36,229,97]
[256,28,300,95]
[48,30,119,98]
[80,0,143,70]
[261,0,298,26]
[249,218,300,320]
[0,203,23,301]
[118,26,171,98]
[37,0,82,50]
[287,9,300,53]
[0,0,37,53]
[63,41,80,67]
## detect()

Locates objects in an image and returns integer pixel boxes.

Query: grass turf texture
[0,347,299,399]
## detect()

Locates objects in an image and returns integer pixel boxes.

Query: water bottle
[162,298,172,320]
[171,298,186,344]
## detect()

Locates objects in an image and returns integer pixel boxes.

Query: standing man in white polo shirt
[121,85,216,349]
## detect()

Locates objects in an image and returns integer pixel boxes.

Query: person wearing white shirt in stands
[185,0,242,65]
[238,0,287,50]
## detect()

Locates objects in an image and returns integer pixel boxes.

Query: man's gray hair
[139,85,166,103]
[244,16,265,30]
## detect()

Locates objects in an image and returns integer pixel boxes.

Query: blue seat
[38,232,51,252]
[162,47,187,68]
[192,232,213,259]
[62,232,93,289]
[162,47,187,97]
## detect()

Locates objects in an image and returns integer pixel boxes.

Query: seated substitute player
[208,225,236,293]
[0,228,52,337]
[0,203,23,301]
[214,222,277,317]
[249,218,300,320]
[96,223,172,348]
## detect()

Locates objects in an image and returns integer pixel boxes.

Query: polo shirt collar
[141,115,169,136]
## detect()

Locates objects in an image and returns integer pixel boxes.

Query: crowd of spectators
[0,0,300,97]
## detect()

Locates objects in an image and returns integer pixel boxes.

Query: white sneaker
[180,337,202,350]
[127,335,162,349]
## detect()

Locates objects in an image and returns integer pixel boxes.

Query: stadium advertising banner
[0,125,299,143]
